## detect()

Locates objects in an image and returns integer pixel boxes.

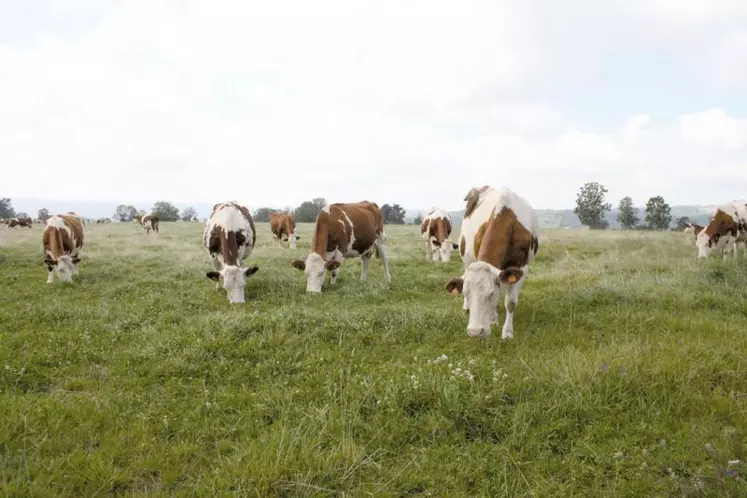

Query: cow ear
[451,242,459,250]
[244,266,259,277]
[44,257,57,266]
[498,267,523,285]
[325,260,341,271]
[445,277,464,295]
[206,271,221,281]
[431,239,442,247]
[292,260,306,271]
[72,257,81,264]
[295,235,301,239]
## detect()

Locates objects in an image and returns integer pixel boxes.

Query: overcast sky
[2,0,746,210]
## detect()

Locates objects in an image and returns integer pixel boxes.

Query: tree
[616,196,638,229]
[574,182,612,229]
[413,214,423,226]
[181,206,198,221]
[252,207,276,223]
[645,196,672,231]
[114,204,139,222]
[37,208,51,223]
[0,198,15,218]
[294,197,327,222]
[380,203,406,224]
[151,201,180,221]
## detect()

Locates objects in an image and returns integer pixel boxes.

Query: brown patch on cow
[207,225,246,266]
[43,215,84,263]
[143,215,160,233]
[426,216,452,246]
[463,185,490,219]
[420,218,429,236]
[704,210,739,246]
[309,202,384,261]
[474,207,534,283]
[459,235,466,257]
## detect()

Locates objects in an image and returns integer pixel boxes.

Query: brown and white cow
[9,217,32,228]
[42,213,85,283]
[696,201,747,259]
[203,202,259,303]
[292,201,391,292]
[134,214,160,234]
[421,208,458,262]
[445,186,539,340]
[683,222,704,236]
[270,211,300,249]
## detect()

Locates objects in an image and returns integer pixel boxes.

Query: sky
[2,0,747,211]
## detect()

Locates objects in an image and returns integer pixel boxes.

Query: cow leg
[375,239,392,283]
[46,266,54,284]
[360,254,372,281]
[212,257,222,290]
[330,266,340,285]
[501,277,526,340]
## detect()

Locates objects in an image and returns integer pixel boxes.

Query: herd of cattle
[3,189,747,339]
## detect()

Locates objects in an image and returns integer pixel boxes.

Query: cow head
[45,255,80,282]
[288,233,300,249]
[206,265,259,303]
[445,261,523,337]
[292,253,340,292]
[431,238,459,262]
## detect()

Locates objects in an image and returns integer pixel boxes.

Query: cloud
[0,0,746,212]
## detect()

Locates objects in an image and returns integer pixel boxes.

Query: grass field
[1,221,746,496]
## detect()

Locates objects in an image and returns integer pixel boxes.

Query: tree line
[252,199,408,225]
[573,182,680,231]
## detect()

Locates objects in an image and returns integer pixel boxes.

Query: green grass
[1,222,746,496]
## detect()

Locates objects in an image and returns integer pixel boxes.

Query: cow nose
[467,327,485,337]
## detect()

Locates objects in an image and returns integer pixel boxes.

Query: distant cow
[203,202,259,303]
[9,217,32,228]
[445,186,539,340]
[42,213,85,283]
[134,214,160,234]
[270,211,300,249]
[696,202,747,259]
[683,222,704,237]
[292,201,391,292]
[421,208,458,262]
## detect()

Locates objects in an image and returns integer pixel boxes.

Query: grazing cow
[135,214,160,234]
[292,201,391,292]
[420,208,458,262]
[9,217,32,228]
[42,214,85,283]
[445,186,539,340]
[270,211,300,249]
[203,202,259,303]
[696,202,747,259]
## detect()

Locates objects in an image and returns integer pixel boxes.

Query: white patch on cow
[288,232,298,249]
[450,186,537,339]
[302,252,327,292]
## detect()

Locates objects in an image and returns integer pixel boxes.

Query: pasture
[1,221,746,496]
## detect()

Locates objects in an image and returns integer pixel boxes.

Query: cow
[270,211,300,249]
[420,208,458,262]
[134,214,160,234]
[292,201,391,292]
[445,186,539,340]
[9,217,32,228]
[696,201,747,259]
[42,213,85,283]
[203,202,259,303]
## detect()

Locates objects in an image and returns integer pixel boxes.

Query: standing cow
[292,201,391,292]
[134,214,160,234]
[696,201,747,259]
[203,202,259,303]
[270,211,300,249]
[445,186,539,340]
[420,208,458,262]
[42,213,85,283]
